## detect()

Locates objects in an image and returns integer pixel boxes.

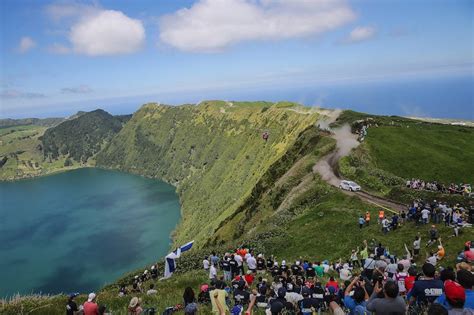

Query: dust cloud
[313,111,359,187]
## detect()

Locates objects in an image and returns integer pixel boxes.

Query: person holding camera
[366,280,406,314]
[343,276,369,315]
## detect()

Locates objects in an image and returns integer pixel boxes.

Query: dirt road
[314,112,407,213]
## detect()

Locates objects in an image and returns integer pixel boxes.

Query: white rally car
[339,180,361,192]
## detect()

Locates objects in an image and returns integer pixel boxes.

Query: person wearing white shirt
[203,257,210,271]
[209,263,217,279]
[246,255,257,272]
[421,208,430,224]
[234,254,244,275]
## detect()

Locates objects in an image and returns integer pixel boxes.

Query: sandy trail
[313,111,359,186]
[313,111,405,212]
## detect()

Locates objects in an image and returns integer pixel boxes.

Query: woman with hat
[128,297,143,315]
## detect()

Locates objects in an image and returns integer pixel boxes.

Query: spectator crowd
[65,198,474,315]
[406,179,472,196]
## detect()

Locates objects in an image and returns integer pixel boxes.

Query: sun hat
[444,280,465,303]
[87,293,96,302]
[258,254,263,258]
[129,297,140,308]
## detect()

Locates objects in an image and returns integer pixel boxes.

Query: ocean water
[6,74,472,121]
[0,168,181,297]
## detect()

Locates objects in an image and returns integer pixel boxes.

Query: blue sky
[0,0,472,118]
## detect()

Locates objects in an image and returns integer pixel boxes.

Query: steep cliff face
[96,101,319,246]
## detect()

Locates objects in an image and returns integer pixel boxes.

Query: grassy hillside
[0,117,64,128]
[336,110,474,197]
[42,109,129,163]
[0,125,83,180]
[97,101,320,247]
[1,105,473,314]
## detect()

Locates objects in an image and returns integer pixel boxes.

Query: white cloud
[61,85,92,94]
[18,37,36,53]
[70,10,145,56]
[345,26,376,43]
[44,3,145,56]
[159,0,356,52]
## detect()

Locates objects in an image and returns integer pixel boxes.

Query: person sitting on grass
[198,284,211,304]
[146,283,157,295]
[127,297,143,315]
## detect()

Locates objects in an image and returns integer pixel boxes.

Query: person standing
[83,293,99,315]
[381,217,390,234]
[408,263,443,306]
[358,216,365,229]
[365,211,371,226]
[66,293,80,315]
[378,210,385,224]
[209,263,217,280]
[229,254,238,278]
[203,256,210,272]
[221,255,231,281]
[234,252,244,275]
[246,253,257,273]
[413,235,421,257]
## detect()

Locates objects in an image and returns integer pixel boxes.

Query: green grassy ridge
[335,110,474,201]
[0,117,64,129]
[96,101,320,247]
[0,125,84,180]
[42,109,128,163]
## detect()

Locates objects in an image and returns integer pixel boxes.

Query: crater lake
[0,168,181,297]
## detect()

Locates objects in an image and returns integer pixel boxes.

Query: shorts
[414,248,420,255]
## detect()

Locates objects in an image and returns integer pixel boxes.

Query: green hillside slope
[97,101,320,246]
[42,109,129,163]
[336,111,474,199]
[0,117,64,128]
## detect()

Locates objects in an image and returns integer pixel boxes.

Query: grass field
[0,125,88,181]
[366,124,474,184]
[336,110,474,198]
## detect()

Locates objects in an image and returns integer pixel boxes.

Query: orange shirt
[437,247,445,259]
[378,210,384,219]
[365,213,371,221]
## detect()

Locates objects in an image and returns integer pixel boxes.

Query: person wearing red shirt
[83,293,99,315]
[405,267,417,293]
[464,245,474,263]
[244,270,255,286]
[325,277,340,292]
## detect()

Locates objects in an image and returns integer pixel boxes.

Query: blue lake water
[0,168,181,297]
